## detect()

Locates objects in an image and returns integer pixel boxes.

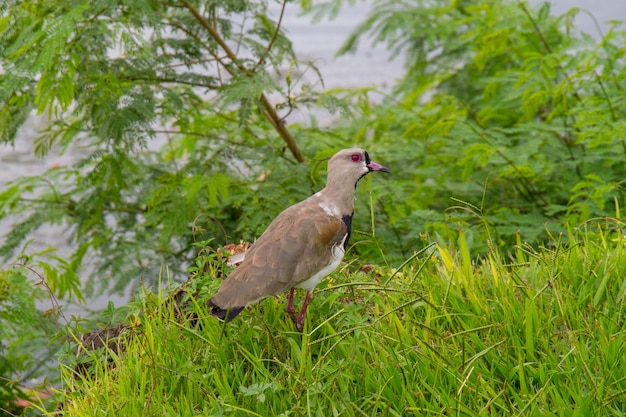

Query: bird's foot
[287,309,298,326]
[295,316,305,333]
[285,288,311,333]
[286,288,298,324]
[294,291,312,333]
[287,307,302,332]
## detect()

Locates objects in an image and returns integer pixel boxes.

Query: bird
[206,148,390,331]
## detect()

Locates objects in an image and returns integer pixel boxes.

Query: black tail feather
[207,298,244,323]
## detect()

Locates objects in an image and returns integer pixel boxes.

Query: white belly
[297,237,346,292]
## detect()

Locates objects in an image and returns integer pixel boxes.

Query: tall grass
[46,223,626,416]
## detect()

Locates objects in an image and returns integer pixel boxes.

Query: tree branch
[181,0,306,163]
[253,0,288,71]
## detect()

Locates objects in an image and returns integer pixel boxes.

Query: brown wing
[209,200,347,310]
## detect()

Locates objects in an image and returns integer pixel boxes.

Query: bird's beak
[367,161,390,173]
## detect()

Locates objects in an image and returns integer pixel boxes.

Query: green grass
[46,224,626,416]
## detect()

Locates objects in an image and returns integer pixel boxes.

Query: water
[0,1,623,314]
[548,0,626,36]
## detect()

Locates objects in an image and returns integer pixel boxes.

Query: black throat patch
[356,151,372,187]
[342,213,353,250]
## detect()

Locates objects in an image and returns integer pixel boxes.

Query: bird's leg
[286,288,298,324]
[295,291,312,332]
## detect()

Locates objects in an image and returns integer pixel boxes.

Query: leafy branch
[181,0,305,163]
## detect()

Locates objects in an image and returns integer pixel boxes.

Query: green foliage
[0,0,349,296]
[4,0,622,291]
[0,259,64,416]
[53,224,626,415]
[0,1,384,408]
[2,0,626,412]
[311,0,626,255]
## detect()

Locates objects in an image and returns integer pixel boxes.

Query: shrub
[311,0,626,255]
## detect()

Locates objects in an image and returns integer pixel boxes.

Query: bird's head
[326,148,390,189]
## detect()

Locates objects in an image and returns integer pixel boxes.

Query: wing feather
[209,199,346,309]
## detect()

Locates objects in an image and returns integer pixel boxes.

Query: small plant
[0,255,73,416]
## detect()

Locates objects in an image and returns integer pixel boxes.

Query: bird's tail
[207,298,244,323]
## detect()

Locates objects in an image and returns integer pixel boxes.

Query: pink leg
[286,288,297,323]
[296,291,312,332]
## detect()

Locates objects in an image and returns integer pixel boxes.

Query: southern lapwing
[207,148,389,331]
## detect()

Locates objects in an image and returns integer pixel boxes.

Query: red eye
[351,154,361,162]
